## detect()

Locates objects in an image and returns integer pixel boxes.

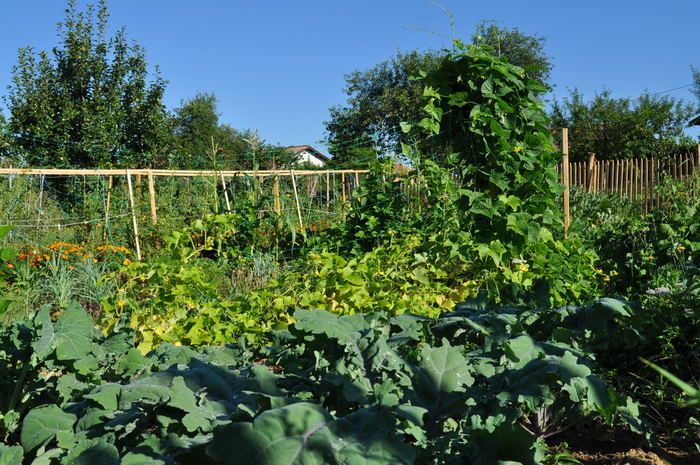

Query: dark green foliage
[0,300,644,464]
[4,0,172,168]
[325,24,553,167]
[172,93,247,169]
[325,50,441,167]
[550,89,698,161]
[472,22,552,90]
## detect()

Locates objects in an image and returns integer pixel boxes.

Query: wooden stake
[104,175,113,241]
[125,170,142,261]
[561,129,570,239]
[649,157,656,208]
[290,170,304,232]
[220,173,231,212]
[273,175,281,214]
[147,170,158,224]
[341,172,346,202]
[586,153,596,192]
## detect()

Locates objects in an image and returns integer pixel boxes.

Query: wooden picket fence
[557,148,700,207]
[558,127,700,238]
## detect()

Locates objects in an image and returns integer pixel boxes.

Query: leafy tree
[550,89,698,161]
[4,0,172,168]
[172,94,298,170]
[172,93,247,169]
[325,24,553,167]
[325,50,440,168]
[0,113,10,161]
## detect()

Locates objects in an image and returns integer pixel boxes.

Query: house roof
[287,145,330,162]
[689,115,700,127]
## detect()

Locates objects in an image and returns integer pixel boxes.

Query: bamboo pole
[220,173,231,212]
[0,167,370,177]
[147,170,158,224]
[341,172,346,202]
[290,170,304,232]
[104,175,113,241]
[125,170,142,261]
[561,129,570,239]
[326,171,330,208]
[273,175,281,214]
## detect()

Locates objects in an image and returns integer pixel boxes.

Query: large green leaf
[409,340,474,426]
[0,445,23,465]
[207,402,333,465]
[207,402,413,465]
[54,302,94,361]
[21,405,76,452]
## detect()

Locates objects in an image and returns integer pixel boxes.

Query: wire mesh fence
[0,168,368,258]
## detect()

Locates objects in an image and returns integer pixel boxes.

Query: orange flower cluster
[16,242,130,268]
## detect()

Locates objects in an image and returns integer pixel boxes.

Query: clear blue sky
[1,0,699,152]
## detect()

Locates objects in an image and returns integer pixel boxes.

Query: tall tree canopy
[172,93,248,169]
[550,89,697,161]
[324,24,552,167]
[692,66,700,106]
[4,0,171,168]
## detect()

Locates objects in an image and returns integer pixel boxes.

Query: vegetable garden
[0,41,699,465]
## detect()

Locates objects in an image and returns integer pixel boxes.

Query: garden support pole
[126,170,142,261]
[220,172,231,212]
[586,153,596,193]
[273,175,281,214]
[561,128,570,240]
[104,175,112,241]
[148,170,158,224]
[290,169,304,233]
[341,173,346,202]
[326,170,330,208]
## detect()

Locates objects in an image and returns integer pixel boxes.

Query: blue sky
[1,0,699,152]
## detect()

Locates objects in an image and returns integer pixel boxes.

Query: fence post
[147,170,158,224]
[125,170,142,261]
[290,169,304,233]
[220,172,231,213]
[326,170,330,208]
[104,175,113,241]
[586,153,596,192]
[341,172,346,202]
[561,129,570,240]
[273,175,281,214]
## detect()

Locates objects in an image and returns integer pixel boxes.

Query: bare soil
[555,426,698,465]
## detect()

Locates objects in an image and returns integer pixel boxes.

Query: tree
[550,89,698,161]
[324,24,552,167]
[172,93,248,169]
[4,0,172,168]
[0,113,10,161]
[325,50,440,168]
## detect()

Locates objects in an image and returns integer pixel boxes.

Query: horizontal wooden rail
[0,168,369,177]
